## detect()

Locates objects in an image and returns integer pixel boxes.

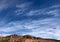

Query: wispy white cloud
[0,4,60,40]
[0,0,8,11]
[26,5,60,17]
[22,18,60,40]
[16,2,32,9]
[15,2,32,15]
[50,5,60,8]
[15,3,60,17]
[0,18,60,40]
[0,0,16,12]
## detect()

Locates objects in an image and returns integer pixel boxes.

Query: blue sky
[0,0,60,40]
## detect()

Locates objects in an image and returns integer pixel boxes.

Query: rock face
[0,34,60,42]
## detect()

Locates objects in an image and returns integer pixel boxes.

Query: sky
[0,0,60,40]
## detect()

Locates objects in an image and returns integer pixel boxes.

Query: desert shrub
[0,39,9,42]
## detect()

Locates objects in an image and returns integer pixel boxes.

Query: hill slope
[0,34,60,42]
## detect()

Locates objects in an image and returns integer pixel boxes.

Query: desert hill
[0,34,60,42]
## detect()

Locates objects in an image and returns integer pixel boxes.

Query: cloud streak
[0,3,60,40]
[15,2,32,15]
[25,5,60,17]
[0,18,60,40]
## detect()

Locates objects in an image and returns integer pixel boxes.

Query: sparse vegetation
[0,39,9,42]
[0,34,60,42]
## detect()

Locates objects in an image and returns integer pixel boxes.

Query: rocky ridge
[0,34,60,42]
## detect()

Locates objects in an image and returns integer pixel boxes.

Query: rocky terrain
[0,34,60,42]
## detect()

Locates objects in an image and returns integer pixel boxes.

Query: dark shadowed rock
[23,35,33,39]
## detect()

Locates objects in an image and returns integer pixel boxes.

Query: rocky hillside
[0,34,60,42]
